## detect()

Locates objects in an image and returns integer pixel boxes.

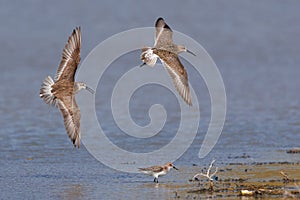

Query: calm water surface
[0,0,299,199]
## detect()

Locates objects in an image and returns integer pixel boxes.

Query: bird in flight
[40,27,94,148]
[140,17,195,106]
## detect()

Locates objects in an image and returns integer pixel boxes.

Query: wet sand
[164,162,300,199]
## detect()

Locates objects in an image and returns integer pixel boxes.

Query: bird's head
[75,82,95,94]
[178,45,196,56]
[165,162,179,170]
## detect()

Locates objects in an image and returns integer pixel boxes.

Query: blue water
[1,0,300,199]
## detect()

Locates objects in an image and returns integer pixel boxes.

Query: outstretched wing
[57,96,81,147]
[156,50,192,106]
[154,17,173,48]
[54,27,81,82]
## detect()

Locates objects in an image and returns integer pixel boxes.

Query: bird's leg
[153,177,157,183]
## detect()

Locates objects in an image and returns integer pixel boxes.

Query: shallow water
[1,0,300,199]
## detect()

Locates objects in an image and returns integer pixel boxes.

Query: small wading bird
[140,17,195,106]
[40,27,94,148]
[138,162,178,183]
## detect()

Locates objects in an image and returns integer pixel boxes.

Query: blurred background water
[0,0,299,199]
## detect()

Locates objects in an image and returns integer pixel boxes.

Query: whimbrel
[140,17,195,106]
[40,27,94,148]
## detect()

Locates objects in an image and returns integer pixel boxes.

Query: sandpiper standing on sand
[40,27,94,148]
[138,162,178,183]
[140,17,195,106]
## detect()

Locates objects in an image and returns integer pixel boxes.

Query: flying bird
[140,17,195,106]
[40,27,94,148]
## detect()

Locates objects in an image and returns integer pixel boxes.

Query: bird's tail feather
[140,47,158,67]
[40,76,57,106]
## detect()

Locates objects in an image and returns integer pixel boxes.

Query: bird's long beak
[139,62,146,67]
[173,166,179,170]
[86,86,95,94]
[187,49,196,56]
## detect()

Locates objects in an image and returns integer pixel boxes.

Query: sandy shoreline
[165,162,300,199]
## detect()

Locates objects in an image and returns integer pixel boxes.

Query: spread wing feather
[159,53,192,106]
[154,17,173,47]
[54,27,81,82]
[57,96,81,148]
